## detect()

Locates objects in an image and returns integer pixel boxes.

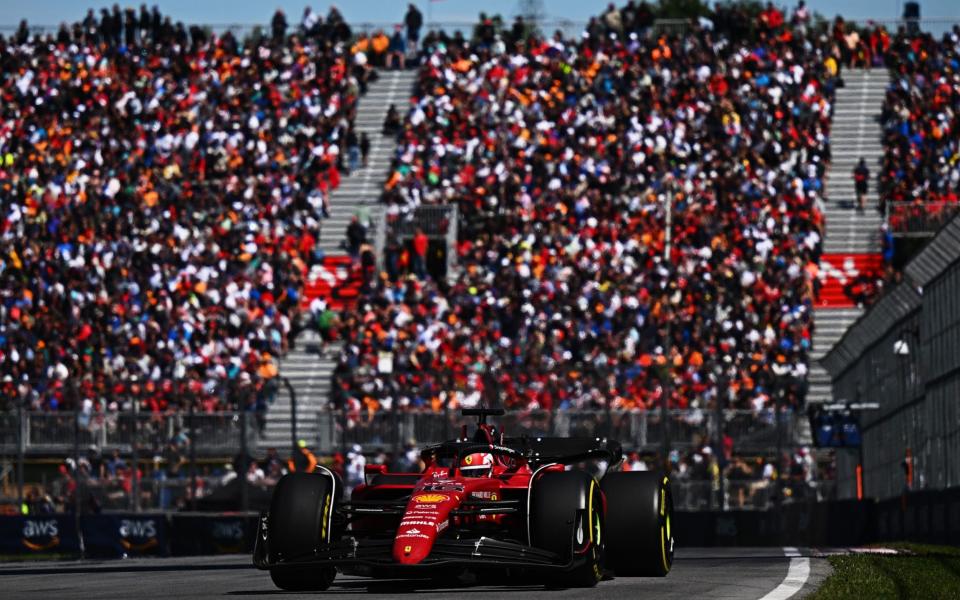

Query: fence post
[73,408,81,516]
[775,384,785,529]
[132,404,140,513]
[283,376,297,453]
[392,398,401,457]
[340,408,348,458]
[240,410,249,513]
[446,204,458,283]
[372,208,386,277]
[16,401,24,511]
[715,374,726,511]
[443,406,451,442]
[189,392,197,512]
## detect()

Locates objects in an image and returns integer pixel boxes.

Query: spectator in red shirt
[412,228,429,280]
[760,2,784,30]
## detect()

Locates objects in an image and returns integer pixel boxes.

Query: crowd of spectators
[831,17,892,68]
[334,3,839,420]
[0,7,367,415]
[880,26,960,232]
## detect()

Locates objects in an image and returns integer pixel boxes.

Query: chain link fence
[2,406,811,513]
[317,408,799,455]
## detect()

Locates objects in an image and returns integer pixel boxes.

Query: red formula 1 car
[253,408,674,590]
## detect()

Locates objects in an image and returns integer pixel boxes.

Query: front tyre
[270,566,336,592]
[266,471,340,591]
[601,471,674,576]
[530,470,604,587]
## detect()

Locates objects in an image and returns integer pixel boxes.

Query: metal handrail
[887,201,960,237]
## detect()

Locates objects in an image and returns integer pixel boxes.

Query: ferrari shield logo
[413,494,448,503]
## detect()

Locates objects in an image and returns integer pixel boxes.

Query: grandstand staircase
[808,68,888,407]
[261,69,417,450]
[261,329,333,451]
[316,69,417,254]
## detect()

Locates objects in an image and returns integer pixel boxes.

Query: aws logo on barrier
[119,519,159,552]
[211,520,245,553]
[21,519,60,551]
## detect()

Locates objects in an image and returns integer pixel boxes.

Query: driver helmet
[460,452,494,478]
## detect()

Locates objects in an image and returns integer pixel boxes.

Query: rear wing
[502,436,623,467]
[419,437,621,473]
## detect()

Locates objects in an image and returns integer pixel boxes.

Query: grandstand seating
[0,7,363,413]
[880,28,960,231]
[335,4,837,418]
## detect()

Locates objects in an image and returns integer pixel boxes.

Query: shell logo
[413,494,449,503]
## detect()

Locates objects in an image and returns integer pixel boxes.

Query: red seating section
[817,254,884,308]
[303,256,364,311]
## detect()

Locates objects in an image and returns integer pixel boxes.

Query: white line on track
[758,547,811,600]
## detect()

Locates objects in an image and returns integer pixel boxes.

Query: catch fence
[1,407,809,513]
[0,408,800,456]
[321,408,801,456]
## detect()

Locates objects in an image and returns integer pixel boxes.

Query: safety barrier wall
[671,488,960,547]
[3,487,960,557]
[0,512,258,558]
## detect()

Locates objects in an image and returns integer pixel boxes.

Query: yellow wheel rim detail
[660,481,672,573]
[593,508,602,546]
[587,479,597,542]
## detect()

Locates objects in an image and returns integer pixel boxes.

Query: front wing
[252,513,583,573]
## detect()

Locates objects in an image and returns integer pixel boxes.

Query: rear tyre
[530,470,604,587]
[267,471,340,591]
[601,471,674,576]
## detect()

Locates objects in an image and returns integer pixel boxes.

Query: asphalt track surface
[0,547,830,599]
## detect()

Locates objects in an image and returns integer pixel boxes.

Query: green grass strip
[809,544,960,600]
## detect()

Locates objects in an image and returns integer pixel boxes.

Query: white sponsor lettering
[437,520,448,533]
[212,521,244,540]
[400,520,436,527]
[119,519,157,539]
[22,520,58,538]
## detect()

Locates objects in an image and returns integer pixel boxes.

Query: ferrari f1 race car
[253,408,674,590]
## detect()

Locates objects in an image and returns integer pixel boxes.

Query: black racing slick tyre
[530,470,604,587]
[267,471,341,591]
[601,471,674,577]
